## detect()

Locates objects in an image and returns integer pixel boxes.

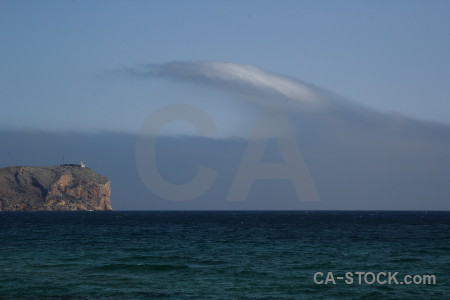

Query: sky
[1,0,449,132]
[1,0,449,210]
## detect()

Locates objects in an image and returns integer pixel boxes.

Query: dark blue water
[0,211,449,299]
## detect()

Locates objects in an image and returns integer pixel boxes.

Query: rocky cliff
[0,166,112,211]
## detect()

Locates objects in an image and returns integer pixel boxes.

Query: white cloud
[124,61,325,109]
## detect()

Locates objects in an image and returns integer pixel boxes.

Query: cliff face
[0,166,112,211]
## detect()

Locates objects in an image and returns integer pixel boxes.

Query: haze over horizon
[1,1,449,210]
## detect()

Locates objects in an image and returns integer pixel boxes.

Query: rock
[0,166,112,211]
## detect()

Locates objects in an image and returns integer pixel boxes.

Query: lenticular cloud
[121,60,450,210]
[124,61,324,108]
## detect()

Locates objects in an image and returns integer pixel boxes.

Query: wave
[86,263,190,273]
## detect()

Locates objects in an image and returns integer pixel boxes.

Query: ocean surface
[0,211,449,299]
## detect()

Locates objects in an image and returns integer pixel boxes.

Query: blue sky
[1,1,450,210]
[1,0,449,133]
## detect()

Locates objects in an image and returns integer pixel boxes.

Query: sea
[0,211,448,299]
